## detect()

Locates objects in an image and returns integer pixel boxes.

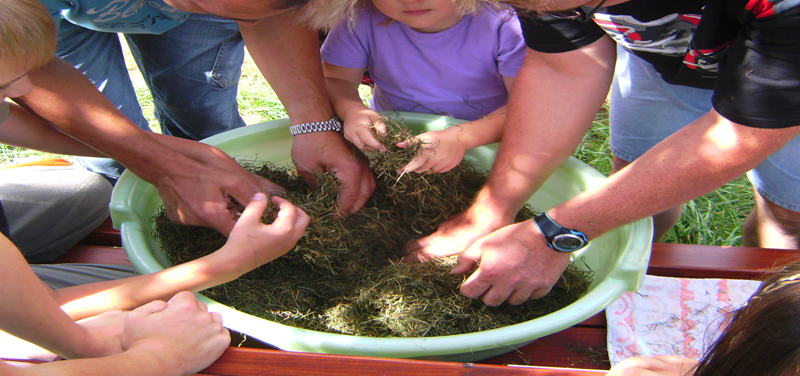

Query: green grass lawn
[2,43,754,246]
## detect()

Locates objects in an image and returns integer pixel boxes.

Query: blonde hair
[301,0,503,30]
[0,0,57,74]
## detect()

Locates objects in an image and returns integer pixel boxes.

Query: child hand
[606,355,698,376]
[343,110,387,152]
[397,127,466,174]
[121,291,230,375]
[223,193,310,272]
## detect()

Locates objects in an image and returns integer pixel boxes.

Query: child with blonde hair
[321,0,525,174]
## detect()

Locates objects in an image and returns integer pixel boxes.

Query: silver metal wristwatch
[289,117,342,136]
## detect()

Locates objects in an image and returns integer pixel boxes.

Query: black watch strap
[533,212,589,252]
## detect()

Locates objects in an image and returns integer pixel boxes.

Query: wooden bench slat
[77,216,122,247]
[52,245,132,266]
[648,243,799,279]
[198,347,607,376]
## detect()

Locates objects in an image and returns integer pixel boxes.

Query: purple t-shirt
[321,6,526,121]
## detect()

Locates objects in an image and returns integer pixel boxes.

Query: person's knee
[758,197,800,234]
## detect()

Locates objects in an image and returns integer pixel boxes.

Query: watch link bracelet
[533,212,589,252]
[289,117,343,136]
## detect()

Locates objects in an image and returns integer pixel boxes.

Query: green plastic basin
[110,111,652,362]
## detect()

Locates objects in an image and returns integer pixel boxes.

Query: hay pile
[153,118,593,337]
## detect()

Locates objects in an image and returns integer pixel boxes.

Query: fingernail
[253,192,267,201]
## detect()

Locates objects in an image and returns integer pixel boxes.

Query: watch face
[552,234,586,252]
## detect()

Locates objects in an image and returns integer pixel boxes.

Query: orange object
[0,158,73,169]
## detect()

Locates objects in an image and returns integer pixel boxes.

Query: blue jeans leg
[55,20,148,183]
[125,13,246,140]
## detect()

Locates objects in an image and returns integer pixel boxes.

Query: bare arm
[323,62,386,152]
[455,83,800,307]
[0,103,106,157]
[16,58,272,236]
[54,195,308,320]
[398,75,517,174]
[471,38,616,223]
[0,194,306,372]
[403,35,617,261]
[239,12,375,215]
[549,109,800,239]
[0,292,229,376]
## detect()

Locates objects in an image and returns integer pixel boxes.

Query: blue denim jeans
[55,13,246,182]
[610,45,800,212]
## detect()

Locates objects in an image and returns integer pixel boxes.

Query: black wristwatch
[533,212,589,252]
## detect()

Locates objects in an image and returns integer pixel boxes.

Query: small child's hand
[343,110,387,152]
[224,193,310,272]
[397,127,466,174]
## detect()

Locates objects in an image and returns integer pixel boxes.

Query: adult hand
[220,193,310,274]
[72,310,128,358]
[342,109,386,153]
[397,127,467,174]
[291,131,375,215]
[402,205,509,262]
[155,160,272,238]
[606,355,698,376]
[192,144,287,196]
[451,220,572,306]
[122,291,229,376]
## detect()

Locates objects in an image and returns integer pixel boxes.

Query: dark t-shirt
[518,0,800,128]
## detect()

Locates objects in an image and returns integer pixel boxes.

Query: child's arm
[322,62,387,152]
[0,102,107,157]
[53,193,309,321]
[398,76,516,174]
[0,292,229,376]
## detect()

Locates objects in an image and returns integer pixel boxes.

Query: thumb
[128,299,169,318]
[238,192,269,225]
[450,245,481,275]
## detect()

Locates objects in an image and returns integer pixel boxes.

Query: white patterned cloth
[606,275,761,366]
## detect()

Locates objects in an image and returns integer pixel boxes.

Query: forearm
[549,110,800,239]
[55,246,246,320]
[0,236,100,359]
[2,347,180,376]
[447,105,508,150]
[148,132,230,165]
[474,37,617,221]
[17,58,203,184]
[325,76,370,122]
[240,11,334,124]
[0,104,106,157]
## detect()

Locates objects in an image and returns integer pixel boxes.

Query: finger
[297,169,322,189]
[269,196,300,229]
[130,299,169,317]
[254,175,286,195]
[398,156,428,175]
[357,130,385,153]
[210,312,224,325]
[167,290,199,305]
[402,236,431,255]
[348,168,376,214]
[237,193,269,225]
[450,245,481,274]
[458,269,491,301]
[479,285,513,307]
[273,196,311,229]
[372,118,387,136]
[335,168,375,215]
[529,285,553,300]
[506,285,537,306]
